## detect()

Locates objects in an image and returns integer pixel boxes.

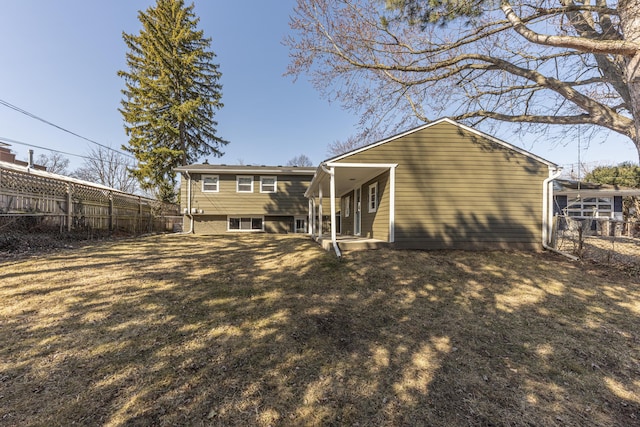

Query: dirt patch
[0,231,158,261]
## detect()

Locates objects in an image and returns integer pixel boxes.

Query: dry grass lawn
[1,234,639,426]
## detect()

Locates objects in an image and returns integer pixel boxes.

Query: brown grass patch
[1,234,639,426]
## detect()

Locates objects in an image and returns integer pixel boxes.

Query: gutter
[542,168,579,261]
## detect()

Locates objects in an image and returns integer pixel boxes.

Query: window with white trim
[344,195,351,217]
[294,216,307,233]
[228,216,263,231]
[202,175,219,192]
[260,176,277,193]
[565,197,613,218]
[368,182,378,213]
[236,176,253,193]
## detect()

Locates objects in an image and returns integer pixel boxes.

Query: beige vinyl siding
[193,215,227,234]
[359,172,390,240]
[334,121,549,249]
[265,216,294,233]
[190,215,301,234]
[185,174,311,216]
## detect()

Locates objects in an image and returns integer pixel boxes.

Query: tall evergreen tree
[119,0,226,202]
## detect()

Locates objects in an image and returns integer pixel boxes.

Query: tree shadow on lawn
[0,235,639,426]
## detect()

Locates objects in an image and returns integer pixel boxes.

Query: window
[295,217,307,233]
[344,195,350,217]
[202,175,219,192]
[260,176,277,193]
[228,216,263,231]
[236,176,253,193]
[368,182,378,213]
[565,197,613,218]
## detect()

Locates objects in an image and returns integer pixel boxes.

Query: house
[304,118,561,253]
[552,179,640,236]
[174,164,316,234]
[553,179,640,220]
[0,143,46,170]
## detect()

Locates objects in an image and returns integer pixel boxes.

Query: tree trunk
[619,0,640,163]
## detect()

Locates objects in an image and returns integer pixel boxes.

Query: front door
[354,187,361,235]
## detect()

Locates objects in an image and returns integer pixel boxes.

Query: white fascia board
[304,168,328,198]
[325,162,399,168]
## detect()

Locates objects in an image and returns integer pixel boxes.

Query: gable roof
[325,118,558,167]
[305,118,558,198]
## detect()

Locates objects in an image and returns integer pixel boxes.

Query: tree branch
[501,0,638,56]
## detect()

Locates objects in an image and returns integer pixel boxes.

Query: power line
[0,136,88,160]
[0,98,136,160]
[0,136,132,167]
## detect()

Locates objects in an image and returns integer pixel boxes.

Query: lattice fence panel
[0,164,178,234]
[0,167,68,215]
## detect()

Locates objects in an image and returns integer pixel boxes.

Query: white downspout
[542,168,578,260]
[321,163,341,258]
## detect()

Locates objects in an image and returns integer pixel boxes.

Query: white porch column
[311,197,316,238]
[318,185,323,237]
[308,197,313,236]
[329,166,337,245]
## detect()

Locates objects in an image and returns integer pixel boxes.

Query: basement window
[228,217,264,231]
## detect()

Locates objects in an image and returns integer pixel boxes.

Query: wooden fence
[0,162,181,236]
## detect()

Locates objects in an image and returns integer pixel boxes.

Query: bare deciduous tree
[286,0,640,160]
[286,154,314,166]
[35,152,70,175]
[72,147,139,194]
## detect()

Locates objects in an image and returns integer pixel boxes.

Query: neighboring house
[174,164,316,234]
[305,118,560,252]
[553,179,632,221]
[0,144,46,170]
[552,179,640,235]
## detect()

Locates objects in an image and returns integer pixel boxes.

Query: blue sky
[0,1,637,174]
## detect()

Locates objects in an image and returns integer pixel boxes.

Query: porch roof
[304,162,397,199]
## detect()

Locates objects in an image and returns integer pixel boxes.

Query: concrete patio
[316,235,389,252]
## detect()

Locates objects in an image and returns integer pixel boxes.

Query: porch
[305,161,398,257]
